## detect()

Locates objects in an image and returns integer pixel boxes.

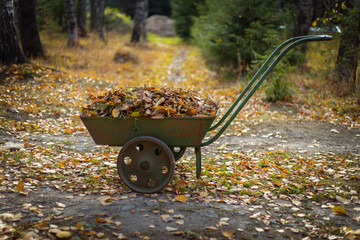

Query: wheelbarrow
[80,35,332,193]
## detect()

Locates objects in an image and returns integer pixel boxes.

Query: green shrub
[104,7,132,33]
[192,0,282,69]
[36,0,65,32]
[171,0,203,40]
[249,31,298,102]
[264,74,294,101]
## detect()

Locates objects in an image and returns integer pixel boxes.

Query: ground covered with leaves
[0,33,359,239]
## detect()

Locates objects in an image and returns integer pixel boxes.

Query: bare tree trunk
[98,0,105,40]
[77,0,87,37]
[64,0,79,47]
[16,0,44,58]
[294,0,313,53]
[333,1,360,96]
[131,0,148,43]
[90,0,96,31]
[0,0,26,64]
[90,0,105,41]
[142,0,149,41]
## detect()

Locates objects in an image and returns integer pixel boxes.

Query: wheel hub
[140,161,150,170]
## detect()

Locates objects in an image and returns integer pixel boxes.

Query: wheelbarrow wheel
[117,136,175,193]
[170,147,186,161]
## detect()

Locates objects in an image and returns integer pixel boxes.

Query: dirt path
[212,121,360,156]
[1,48,359,240]
[1,119,359,240]
[2,183,358,240]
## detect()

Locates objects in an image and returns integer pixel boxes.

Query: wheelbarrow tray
[80,116,216,147]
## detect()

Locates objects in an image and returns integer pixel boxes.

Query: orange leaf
[175,180,186,191]
[274,181,282,187]
[14,180,25,192]
[96,217,107,223]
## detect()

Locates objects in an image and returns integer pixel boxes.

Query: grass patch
[148,33,182,45]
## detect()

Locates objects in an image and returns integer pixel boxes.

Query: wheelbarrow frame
[80,35,332,193]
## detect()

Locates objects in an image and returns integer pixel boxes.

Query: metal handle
[202,35,332,146]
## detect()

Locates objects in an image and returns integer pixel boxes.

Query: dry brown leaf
[204,226,217,230]
[56,230,72,239]
[222,231,234,239]
[112,108,120,118]
[166,226,178,232]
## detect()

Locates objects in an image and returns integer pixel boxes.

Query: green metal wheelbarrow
[80,35,332,193]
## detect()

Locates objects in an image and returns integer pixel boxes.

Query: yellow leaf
[112,108,120,118]
[77,222,84,230]
[65,129,71,134]
[14,180,24,192]
[131,111,140,117]
[175,195,187,203]
[341,2,346,9]
[332,206,348,215]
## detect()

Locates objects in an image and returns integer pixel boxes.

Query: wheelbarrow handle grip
[202,35,332,146]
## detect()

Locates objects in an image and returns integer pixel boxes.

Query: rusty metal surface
[80,116,215,147]
[117,136,175,193]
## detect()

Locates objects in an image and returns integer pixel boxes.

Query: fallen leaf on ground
[14,180,24,192]
[222,231,234,239]
[56,230,72,239]
[332,206,348,215]
[174,195,187,203]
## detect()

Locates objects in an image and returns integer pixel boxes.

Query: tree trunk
[294,0,313,53]
[64,0,79,47]
[16,0,44,58]
[334,1,360,96]
[98,0,105,40]
[90,0,105,41]
[90,0,96,31]
[77,0,87,37]
[131,0,148,43]
[142,0,149,41]
[0,0,26,64]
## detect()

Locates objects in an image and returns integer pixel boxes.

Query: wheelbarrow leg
[195,147,201,179]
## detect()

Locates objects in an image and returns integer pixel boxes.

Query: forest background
[0,0,359,239]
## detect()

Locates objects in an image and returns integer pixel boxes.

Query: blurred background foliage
[32,0,358,98]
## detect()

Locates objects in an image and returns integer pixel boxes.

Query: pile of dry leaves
[80,86,218,118]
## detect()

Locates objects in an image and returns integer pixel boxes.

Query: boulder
[146,15,175,37]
